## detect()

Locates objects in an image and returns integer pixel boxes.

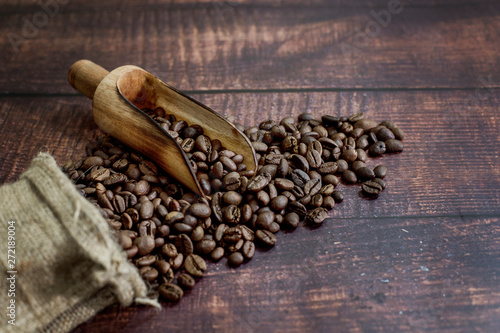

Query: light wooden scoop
[68,59,257,197]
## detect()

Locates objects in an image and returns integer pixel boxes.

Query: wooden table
[1,1,499,332]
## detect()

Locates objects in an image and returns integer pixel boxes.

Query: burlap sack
[0,153,159,333]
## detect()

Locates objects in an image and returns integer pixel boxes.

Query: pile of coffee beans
[63,110,403,302]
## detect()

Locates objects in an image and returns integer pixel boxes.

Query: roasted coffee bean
[116,232,133,249]
[361,181,383,197]
[270,195,288,211]
[377,127,395,141]
[159,283,183,302]
[372,177,386,190]
[323,196,335,209]
[385,139,404,153]
[184,254,207,277]
[336,159,348,173]
[290,154,310,173]
[134,236,155,255]
[177,273,196,290]
[256,211,275,230]
[342,170,358,184]
[332,190,344,203]
[228,252,244,267]
[223,227,242,244]
[222,205,241,225]
[196,239,217,255]
[222,172,241,191]
[291,169,310,187]
[155,260,171,275]
[369,141,386,156]
[90,167,110,182]
[373,165,387,179]
[255,229,277,247]
[140,200,154,219]
[162,243,178,258]
[283,212,300,228]
[189,203,211,218]
[191,226,204,242]
[211,247,225,261]
[304,178,322,196]
[323,174,340,186]
[242,241,255,259]
[247,173,272,192]
[310,193,324,207]
[135,254,156,267]
[274,178,294,191]
[320,184,335,196]
[391,127,405,141]
[356,167,375,181]
[103,173,127,186]
[82,156,104,170]
[223,191,243,206]
[288,201,307,218]
[306,207,327,225]
[138,160,157,176]
[133,180,151,196]
[174,234,194,256]
[341,146,358,163]
[140,266,159,282]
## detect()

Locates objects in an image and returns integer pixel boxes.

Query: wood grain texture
[73,215,500,333]
[1,3,499,93]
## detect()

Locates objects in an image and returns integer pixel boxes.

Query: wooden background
[1,1,499,332]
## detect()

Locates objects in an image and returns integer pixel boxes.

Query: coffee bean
[256,211,275,230]
[138,160,158,176]
[90,167,110,182]
[332,191,344,203]
[223,227,243,244]
[162,243,178,258]
[247,173,272,192]
[391,127,405,140]
[82,156,104,170]
[288,201,307,218]
[356,167,375,181]
[377,127,395,141]
[103,173,127,186]
[159,283,183,302]
[336,159,348,173]
[196,238,216,255]
[139,266,159,282]
[255,229,277,247]
[189,203,211,218]
[211,247,225,261]
[134,236,155,255]
[184,254,207,277]
[385,139,404,153]
[306,207,327,225]
[139,200,154,219]
[223,191,242,206]
[361,181,383,197]
[291,169,310,187]
[174,234,194,256]
[133,179,151,196]
[135,254,156,267]
[342,170,358,184]
[222,172,241,191]
[372,177,386,190]
[274,178,295,191]
[304,178,322,196]
[228,252,244,267]
[317,162,338,174]
[270,195,289,211]
[177,273,196,290]
[222,205,241,225]
[368,141,386,156]
[373,165,387,179]
[155,260,171,275]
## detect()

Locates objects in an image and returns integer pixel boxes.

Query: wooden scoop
[68,59,257,197]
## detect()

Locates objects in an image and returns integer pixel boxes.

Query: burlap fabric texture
[0,153,159,333]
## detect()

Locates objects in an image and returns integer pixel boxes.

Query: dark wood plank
[1,3,499,93]
[73,215,500,332]
[1,89,499,219]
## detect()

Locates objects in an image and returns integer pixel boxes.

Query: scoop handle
[68,60,109,99]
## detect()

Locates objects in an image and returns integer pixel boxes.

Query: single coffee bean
[391,127,405,140]
[283,212,300,228]
[103,173,128,186]
[247,173,271,192]
[291,169,310,187]
[270,195,289,211]
[222,171,241,191]
[135,254,156,267]
[385,139,404,153]
[241,241,255,259]
[177,272,196,290]
[274,178,295,191]
[134,236,155,255]
[356,167,375,181]
[155,260,171,275]
[368,141,386,156]
[310,193,324,207]
[304,178,322,196]
[228,252,244,267]
[323,174,340,186]
[90,167,110,182]
[342,170,358,184]
[133,179,151,196]
[323,196,335,209]
[223,227,243,244]
[139,266,159,282]
[306,207,327,225]
[255,229,277,247]
[184,254,207,277]
[140,200,154,219]
[195,238,217,255]
[211,247,225,261]
[373,165,387,179]
[361,181,383,197]
[159,282,183,302]
[376,127,395,141]
[189,203,211,218]
[162,243,178,258]
[191,226,204,242]
[288,201,307,218]
[222,205,241,225]
[332,190,344,203]
[223,191,243,206]
[82,156,104,170]
[174,234,194,256]
[372,177,386,190]
[138,160,158,176]
[317,162,338,174]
